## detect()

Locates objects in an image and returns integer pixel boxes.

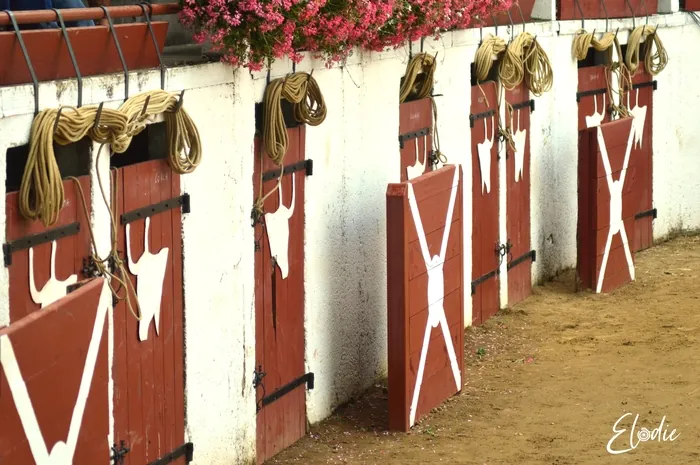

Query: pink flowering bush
[179,0,512,70]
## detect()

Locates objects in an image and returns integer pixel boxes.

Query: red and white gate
[505,82,536,307]
[386,165,464,431]
[253,127,313,464]
[0,278,111,464]
[399,98,434,182]
[470,83,500,325]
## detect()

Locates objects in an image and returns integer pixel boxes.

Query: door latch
[111,440,129,465]
[253,364,266,413]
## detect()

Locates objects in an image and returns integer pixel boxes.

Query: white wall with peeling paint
[1,8,700,465]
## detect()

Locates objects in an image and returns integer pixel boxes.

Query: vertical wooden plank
[159,164,176,459]
[122,164,145,465]
[399,98,434,182]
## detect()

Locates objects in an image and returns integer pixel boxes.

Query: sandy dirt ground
[269,235,700,464]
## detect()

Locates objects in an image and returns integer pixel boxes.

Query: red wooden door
[626,64,654,252]
[112,159,186,465]
[399,98,434,182]
[558,0,658,20]
[505,83,534,306]
[253,127,309,464]
[0,278,111,464]
[386,165,464,432]
[470,83,499,326]
[577,117,637,293]
[5,176,92,323]
[577,65,611,132]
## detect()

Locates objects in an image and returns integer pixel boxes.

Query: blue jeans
[1,0,95,29]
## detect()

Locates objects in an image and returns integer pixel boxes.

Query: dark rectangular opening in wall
[110,122,168,169]
[399,73,432,103]
[470,61,499,87]
[6,137,92,193]
[577,48,610,68]
[254,99,301,135]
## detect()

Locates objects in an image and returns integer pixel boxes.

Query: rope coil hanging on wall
[398,52,447,167]
[625,25,668,76]
[254,71,327,222]
[19,89,203,321]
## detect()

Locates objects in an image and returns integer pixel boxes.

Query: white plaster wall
[1,11,700,465]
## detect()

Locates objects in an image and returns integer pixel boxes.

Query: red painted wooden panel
[505,83,533,307]
[0,22,167,86]
[6,176,92,323]
[558,0,658,20]
[490,0,536,26]
[471,83,499,326]
[0,278,110,465]
[386,165,464,432]
[625,64,654,252]
[399,98,434,182]
[113,159,185,465]
[684,0,700,9]
[577,117,636,293]
[578,66,611,132]
[254,128,306,464]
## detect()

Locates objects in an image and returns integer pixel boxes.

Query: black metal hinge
[507,249,536,271]
[120,193,190,225]
[262,159,313,183]
[511,99,535,113]
[3,222,80,267]
[635,208,657,220]
[399,127,430,149]
[147,443,194,465]
[576,87,607,103]
[469,109,496,128]
[632,80,657,91]
[111,440,130,465]
[259,372,315,412]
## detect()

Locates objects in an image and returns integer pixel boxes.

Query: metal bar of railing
[0,3,178,26]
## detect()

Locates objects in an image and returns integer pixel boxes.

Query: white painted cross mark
[406,167,461,427]
[511,109,527,183]
[265,174,296,280]
[0,279,112,465]
[595,123,636,293]
[477,116,494,194]
[406,136,427,181]
[627,89,647,150]
[29,240,78,308]
[126,217,169,342]
[585,93,606,128]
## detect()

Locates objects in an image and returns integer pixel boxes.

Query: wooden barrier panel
[626,64,655,252]
[470,83,499,325]
[399,98,434,182]
[5,176,91,323]
[577,65,611,132]
[0,278,111,465]
[558,0,658,21]
[253,128,309,464]
[0,23,168,86]
[505,83,535,307]
[386,164,464,432]
[112,158,186,465]
[577,117,637,293]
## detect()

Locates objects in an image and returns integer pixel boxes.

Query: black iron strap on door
[120,193,191,225]
[511,99,535,113]
[507,250,536,271]
[262,159,313,182]
[147,442,194,465]
[398,127,430,150]
[262,372,315,410]
[3,222,80,267]
[635,208,657,220]
[471,269,498,295]
[632,80,658,91]
[469,109,496,128]
[576,87,607,103]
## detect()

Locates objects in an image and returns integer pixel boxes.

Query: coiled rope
[626,25,668,76]
[20,89,202,227]
[572,29,617,61]
[254,72,327,221]
[499,32,553,96]
[398,52,448,167]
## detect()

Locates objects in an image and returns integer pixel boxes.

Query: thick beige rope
[254,72,327,220]
[626,25,668,76]
[500,32,554,96]
[19,89,202,227]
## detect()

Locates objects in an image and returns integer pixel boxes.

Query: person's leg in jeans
[50,0,95,27]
